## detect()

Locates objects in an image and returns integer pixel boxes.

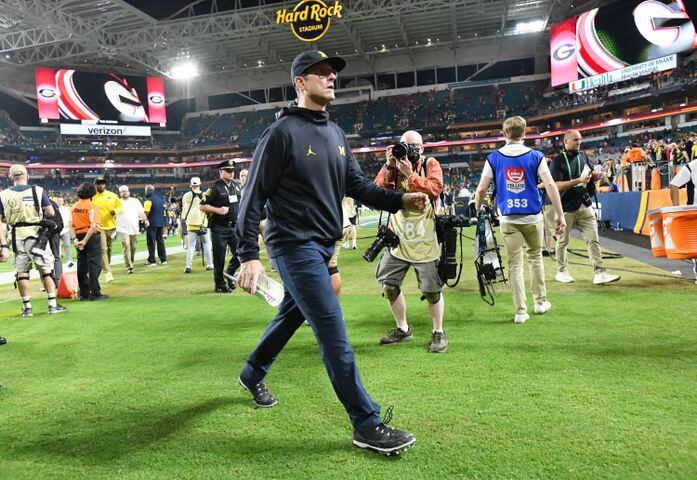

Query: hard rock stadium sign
[276,0,344,42]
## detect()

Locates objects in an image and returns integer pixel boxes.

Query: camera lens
[392,143,406,159]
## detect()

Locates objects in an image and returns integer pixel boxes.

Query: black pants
[77,232,102,299]
[211,225,240,288]
[146,226,167,263]
[50,233,62,282]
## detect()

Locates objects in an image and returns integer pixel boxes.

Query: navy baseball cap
[94,177,106,184]
[290,50,346,81]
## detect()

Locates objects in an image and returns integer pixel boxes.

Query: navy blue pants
[241,241,381,431]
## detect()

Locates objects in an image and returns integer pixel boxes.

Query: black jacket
[236,106,404,262]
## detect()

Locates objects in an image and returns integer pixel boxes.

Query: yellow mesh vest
[0,186,43,241]
[388,166,440,263]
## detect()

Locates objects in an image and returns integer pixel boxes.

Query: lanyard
[562,151,582,179]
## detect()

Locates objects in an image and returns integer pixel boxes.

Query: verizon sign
[60,123,152,136]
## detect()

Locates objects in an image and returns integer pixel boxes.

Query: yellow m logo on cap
[318,51,328,58]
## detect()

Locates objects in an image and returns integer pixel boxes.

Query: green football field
[0,226,695,479]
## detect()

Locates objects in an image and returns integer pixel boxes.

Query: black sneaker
[215,285,232,293]
[90,294,109,301]
[184,267,192,274]
[144,261,157,267]
[48,304,68,315]
[0,336,6,345]
[353,407,415,455]
[127,267,134,274]
[20,307,33,317]
[542,250,551,258]
[379,326,413,345]
[238,376,277,408]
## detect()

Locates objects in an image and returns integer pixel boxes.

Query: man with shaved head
[548,129,620,285]
[374,130,448,352]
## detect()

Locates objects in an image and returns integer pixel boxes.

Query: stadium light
[170,62,199,80]
[514,20,545,34]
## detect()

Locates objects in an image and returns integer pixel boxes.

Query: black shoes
[226,277,237,290]
[215,285,233,293]
[379,326,413,345]
[90,294,109,301]
[353,407,415,455]
[184,267,192,274]
[238,376,277,408]
[0,336,6,345]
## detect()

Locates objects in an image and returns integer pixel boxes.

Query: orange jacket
[374,157,443,202]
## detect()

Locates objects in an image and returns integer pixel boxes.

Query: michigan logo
[307,145,316,156]
[505,168,526,194]
[337,145,345,156]
[276,0,343,43]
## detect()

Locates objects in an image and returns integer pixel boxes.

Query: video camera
[391,142,420,165]
[435,214,468,284]
[363,225,400,262]
[29,219,58,256]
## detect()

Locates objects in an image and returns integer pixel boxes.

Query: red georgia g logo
[506,168,525,183]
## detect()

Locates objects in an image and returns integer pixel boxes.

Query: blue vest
[487,148,543,216]
[146,194,165,228]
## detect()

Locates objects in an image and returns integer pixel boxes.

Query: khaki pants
[100,228,115,274]
[555,205,604,273]
[501,221,546,315]
[121,232,138,270]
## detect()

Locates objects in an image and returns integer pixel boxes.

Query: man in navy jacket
[236,50,428,455]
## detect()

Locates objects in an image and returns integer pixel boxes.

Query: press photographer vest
[388,159,440,263]
[0,186,44,241]
[488,149,543,216]
[182,190,207,230]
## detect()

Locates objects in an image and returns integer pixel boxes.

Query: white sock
[397,324,409,333]
[22,296,32,309]
[47,293,57,308]
[433,329,443,333]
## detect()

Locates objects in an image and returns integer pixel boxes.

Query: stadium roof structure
[0,0,597,100]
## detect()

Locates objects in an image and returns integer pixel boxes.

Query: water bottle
[226,272,284,307]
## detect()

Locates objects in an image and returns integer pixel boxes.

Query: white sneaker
[514,312,529,324]
[593,270,620,285]
[534,300,551,314]
[555,271,575,283]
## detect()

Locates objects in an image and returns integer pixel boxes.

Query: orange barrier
[57,271,79,299]
[637,189,686,236]
[662,205,697,259]
[650,169,661,191]
[647,208,666,257]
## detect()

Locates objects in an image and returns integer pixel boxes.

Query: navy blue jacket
[145,193,165,228]
[237,107,404,262]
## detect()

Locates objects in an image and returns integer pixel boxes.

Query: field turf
[0,226,695,479]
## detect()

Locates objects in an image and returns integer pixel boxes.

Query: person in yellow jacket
[92,177,122,282]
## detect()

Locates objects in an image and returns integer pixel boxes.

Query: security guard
[200,159,242,293]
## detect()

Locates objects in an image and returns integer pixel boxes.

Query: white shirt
[481,142,550,224]
[670,160,697,206]
[116,197,144,235]
[59,205,71,235]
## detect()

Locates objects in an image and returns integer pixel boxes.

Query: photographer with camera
[0,164,67,316]
[550,130,620,285]
[474,117,565,324]
[181,176,213,274]
[373,130,447,353]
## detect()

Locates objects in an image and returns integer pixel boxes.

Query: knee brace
[382,284,401,302]
[422,291,441,304]
[41,272,54,279]
[15,273,30,282]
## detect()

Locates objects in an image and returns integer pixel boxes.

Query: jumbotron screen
[35,68,166,125]
[550,0,697,87]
